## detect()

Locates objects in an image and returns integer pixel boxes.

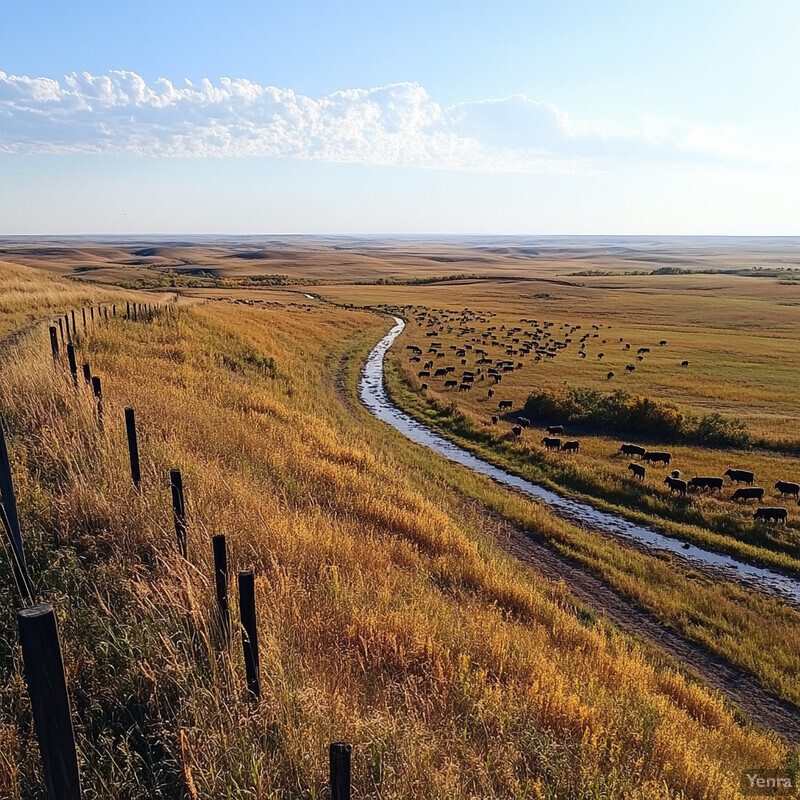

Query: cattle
[754,507,788,524]
[626,364,636,372]
[410,356,421,363]
[642,451,671,466]
[659,340,667,346]
[579,352,587,358]
[681,360,689,367]
[421,383,428,390]
[561,440,580,453]
[637,347,650,355]
[458,383,472,391]
[724,468,755,485]
[597,353,604,360]
[636,355,644,361]
[688,476,724,493]
[488,388,495,398]
[606,371,615,380]
[628,463,646,480]
[498,400,513,410]
[444,380,458,388]
[624,343,631,350]
[670,470,680,478]
[547,425,564,436]
[434,368,448,378]
[517,417,531,428]
[511,425,522,438]
[619,443,646,458]
[732,487,764,503]
[775,481,800,499]
[491,415,499,425]
[418,371,430,378]
[664,476,688,496]
[541,437,562,451]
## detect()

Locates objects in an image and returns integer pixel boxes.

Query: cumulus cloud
[0,70,787,173]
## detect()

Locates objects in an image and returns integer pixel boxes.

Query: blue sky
[1,1,798,234]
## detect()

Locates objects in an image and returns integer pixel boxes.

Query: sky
[1,1,798,235]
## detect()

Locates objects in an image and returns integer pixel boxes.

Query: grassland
[1,262,797,798]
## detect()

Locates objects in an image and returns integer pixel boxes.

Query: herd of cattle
[395,303,797,526]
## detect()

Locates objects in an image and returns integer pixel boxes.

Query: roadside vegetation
[0,264,795,798]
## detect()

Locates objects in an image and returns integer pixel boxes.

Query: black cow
[418,371,430,378]
[561,440,580,453]
[626,364,636,372]
[607,371,614,380]
[681,360,689,367]
[725,468,755,485]
[775,481,800,499]
[541,437,562,451]
[619,443,646,458]
[444,380,457,388]
[546,425,564,436]
[754,507,787,524]
[434,368,448,378]
[642,451,671,466]
[733,487,764,503]
[511,425,522,438]
[517,417,531,428]
[491,415,499,425]
[498,400,513,410]
[688,476,724,493]
[664,476,687,495]
[628,463,646,480]
[488,388,495,398]
[458,383,472,391]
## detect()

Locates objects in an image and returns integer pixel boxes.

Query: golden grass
[0,264,792,798]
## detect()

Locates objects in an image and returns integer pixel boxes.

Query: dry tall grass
[0,267,793,798]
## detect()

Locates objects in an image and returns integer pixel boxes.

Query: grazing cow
[628,463,646,480]
[664,476,688,496]
[512,425,522,438]
[410,356,421,363]
[579,352,587,358]
[619,443,646,458]
[547,425,564,436]
[434,368,448,378]
[498,400,513,410]
[561,440,580,453]
[754,507,788,524]
[488,388,495,398]
[458,383,472,391]
[421,383,428,390]
[624,343,631,350]
[418,371,430,378]
[626,364,636,372]
[732,487,765,503]
[517,417,531,428]
[688,476,724,493]
[775,481,800,499]
[681,360,689,367]
[607,371,615,380]
[642,450,671,466]
[637,347,650,354]
[444,380,458,388]
[659,340,667,346]
[724,468,755,485]
[597,353,604,360]
[491,415,499,425]
[541,437,562,451]
[636,355,644,361]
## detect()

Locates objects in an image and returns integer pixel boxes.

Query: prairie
[0,260,796,798]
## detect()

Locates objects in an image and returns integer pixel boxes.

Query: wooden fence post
[58,317,65,345]
[82,364,91,385]
[212,535,230,640]
[17,604,82,800]
[49,327,60,360]
[90,307,95,323]
[81,308,86,332]
[124,408,141,487]
[126,302,130,320]
[330,743,352,800]
[91,377,103,429]
[169,469,187,558]
[66,344,78,388]
[0,417,25,573]
[113,304,116,318]
[64,314,71,344]
[70,310,76,339]
[238,570,260,699]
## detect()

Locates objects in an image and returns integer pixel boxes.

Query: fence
[1,301,354,799]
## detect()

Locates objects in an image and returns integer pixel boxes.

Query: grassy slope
[0,273,793,798]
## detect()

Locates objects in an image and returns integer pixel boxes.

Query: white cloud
[0,70,792,174]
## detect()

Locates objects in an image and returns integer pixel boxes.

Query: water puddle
[359,317,800,604]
